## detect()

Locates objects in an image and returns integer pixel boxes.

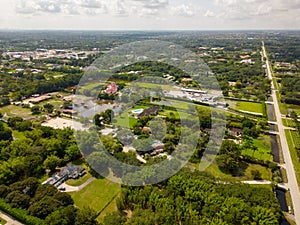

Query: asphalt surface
[263,42,300,225]
[57,177,96,192]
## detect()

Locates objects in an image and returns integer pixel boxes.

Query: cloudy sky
[0,0,299,30]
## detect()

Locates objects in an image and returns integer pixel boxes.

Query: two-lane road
[262,42,300,225]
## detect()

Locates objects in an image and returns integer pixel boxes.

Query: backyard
[227,100,264,115]
[242,135,273,161]
[70,178,121,219]
[204,162,272,181]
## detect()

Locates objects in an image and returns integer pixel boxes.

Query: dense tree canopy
[103,169,282,225]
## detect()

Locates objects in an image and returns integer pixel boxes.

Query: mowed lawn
[96,194,119,223]
[0,105,32,118]
[113,105,146,128]
[228,100,264,114]
[285,130,300,188]
[129,82,175,91]
[66,173,93,186]
[286,104,300,115]
[204,162,272,181]
[70,178,120,215]
[242,135,273,161]
[283,119,297,128]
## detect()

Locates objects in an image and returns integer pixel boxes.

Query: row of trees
[0,121,81,185]
[0,69,81,101]
[0,119,101,224]
[102,169,283,225]
[207,50,270,100]
[0,177,98,225]
[280,77,300,105]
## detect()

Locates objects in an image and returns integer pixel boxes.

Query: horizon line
[0,28,300,32]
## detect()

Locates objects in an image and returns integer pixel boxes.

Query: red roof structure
[105,82,118,95]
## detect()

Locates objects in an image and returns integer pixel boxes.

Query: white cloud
[113,0,128,16]
[130,0,169,9]
[251,4,272,16]
[80,0,103,9]
[7,0,300,29]
[15,0,171,17]
[204,10,215,17]
[171,4,199,17]
[214,0,300,20]
[15,0,41,14]
[15,0,108,15]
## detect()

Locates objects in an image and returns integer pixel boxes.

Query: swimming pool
[132,109,144,114]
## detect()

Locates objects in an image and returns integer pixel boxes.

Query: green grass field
[70,178,120,215]
[0,105,32,118]
[242,135,273,161]
[113,105,149,128]
[96,194,119,223]
[244,164,272,180]
[66,173,93,186]
[281,168,288,183]
[286,104,300,115]
[276,92,288,115]
[114,114,137,128]
[228,100,264,115]
[285,130,300,188]
[282,119,296,128]
[129,82,175,91]
[273,78,279,90]
[159,110,181,120]
[168,99,214,114]
[39,99,64,109]
[290,131,300,148]
[204,162,272,181]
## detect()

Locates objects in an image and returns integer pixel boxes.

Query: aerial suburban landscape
[0,1,300,225]
[0,30,299,225]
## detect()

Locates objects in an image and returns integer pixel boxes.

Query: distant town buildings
[2,48,99,61]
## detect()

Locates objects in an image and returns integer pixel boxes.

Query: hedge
[0,198,46,225]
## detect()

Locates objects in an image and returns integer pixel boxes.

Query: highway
[262,42,300,225]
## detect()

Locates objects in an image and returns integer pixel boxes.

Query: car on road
[59,187,66,191]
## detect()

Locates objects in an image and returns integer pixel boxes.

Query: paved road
[241,180,289,191]
[263,42,300,225]
[0,211,24,225]
[242,180,272,185]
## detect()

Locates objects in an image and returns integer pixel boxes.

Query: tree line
[102,169,283,225]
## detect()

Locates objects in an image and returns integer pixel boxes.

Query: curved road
[263,42,300,225]
[57,177,96,192]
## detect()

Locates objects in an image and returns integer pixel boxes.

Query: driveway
[57,177,96,192]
